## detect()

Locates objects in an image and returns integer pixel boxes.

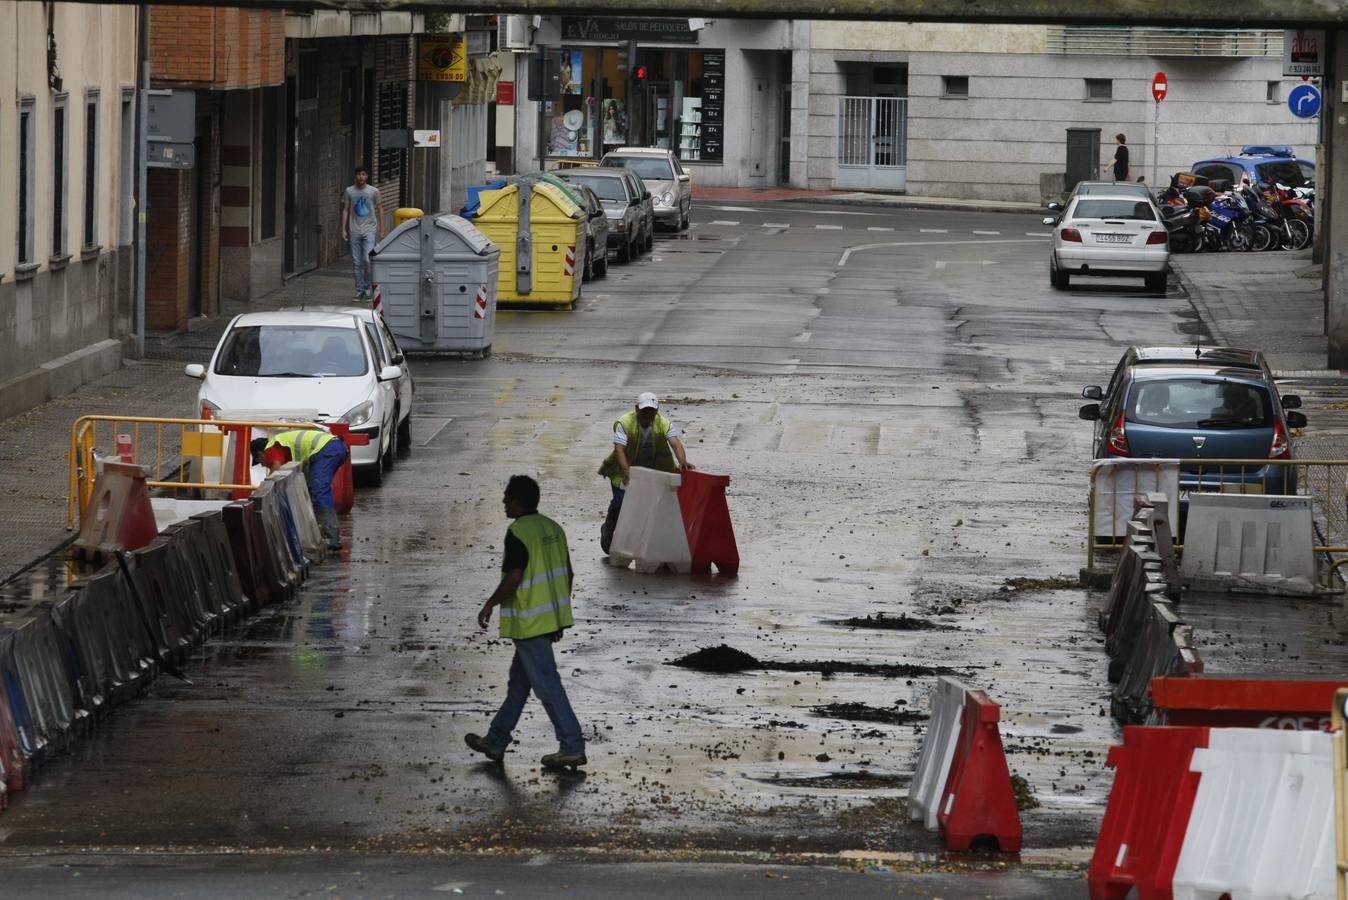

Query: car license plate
[1096,233,1132,244]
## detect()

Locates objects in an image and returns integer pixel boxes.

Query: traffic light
[633,64,648,82]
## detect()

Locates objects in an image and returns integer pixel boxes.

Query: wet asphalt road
[3,201,1345,894]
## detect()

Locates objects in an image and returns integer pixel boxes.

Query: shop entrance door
[647,81,674,151]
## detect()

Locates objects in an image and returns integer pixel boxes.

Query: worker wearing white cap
[596,392,692,553]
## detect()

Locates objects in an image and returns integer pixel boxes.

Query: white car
[184,309,412,485]
[599,147,692,231]
[1044,192,1169,294]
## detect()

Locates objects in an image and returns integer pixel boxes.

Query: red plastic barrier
[937,689,1023,852]
[1151,675,1348,731]
[676,470,739,575]
[327,424,365,515]
[1088,725,1210,900]
[73,461,158,561]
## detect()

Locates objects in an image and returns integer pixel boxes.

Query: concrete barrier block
[1179,494,1315,596]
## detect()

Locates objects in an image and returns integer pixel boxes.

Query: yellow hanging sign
[418,35,467,83]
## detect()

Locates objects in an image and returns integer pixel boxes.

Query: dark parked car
[555,168,645,264]
[1080,348,1306,496]
[568,183,610,280]
[608,168,654,252]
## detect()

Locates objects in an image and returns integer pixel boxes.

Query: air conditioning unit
[498,15,533,52]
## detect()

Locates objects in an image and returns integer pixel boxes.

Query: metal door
[292,106,320,273]
[834,96,907,191]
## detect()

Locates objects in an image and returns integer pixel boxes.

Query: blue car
[1080,348,1307,497]
[1191,146,1314,189]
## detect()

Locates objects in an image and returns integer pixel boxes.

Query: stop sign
[1152,71,1168,102]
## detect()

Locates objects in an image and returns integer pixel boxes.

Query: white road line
[816,224,843,230]
[708,220,739,227]
[793,331,813,343]
[763,223,790,229]
[867,226,894,232]
[1026,232,1054,237]
[972,230,1000,235]
[920,228,948,234]
[934,261,947,271]
[838,238,1045,267]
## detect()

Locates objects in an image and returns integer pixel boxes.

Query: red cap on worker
[636,392,659,410]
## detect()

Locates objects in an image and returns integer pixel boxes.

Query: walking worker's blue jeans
[350,231,375,294]
[607,485,625,520]
[307,439,348,510]
[486,635,585,756]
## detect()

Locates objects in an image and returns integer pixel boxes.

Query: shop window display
[543,46,722,164]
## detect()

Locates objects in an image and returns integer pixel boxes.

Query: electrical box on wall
[527,54,559,101]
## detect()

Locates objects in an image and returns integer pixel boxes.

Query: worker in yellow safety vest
[465,475,585,769]
[251,430,348,550]
[596,392,692,554]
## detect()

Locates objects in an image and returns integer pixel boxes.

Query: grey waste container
[371,213,501,355]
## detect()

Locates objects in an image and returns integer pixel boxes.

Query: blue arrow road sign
[1289,84,1321,119]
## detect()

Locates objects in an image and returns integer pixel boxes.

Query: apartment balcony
[1046,26,1282,58]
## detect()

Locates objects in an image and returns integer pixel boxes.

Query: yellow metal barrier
[1335,687,1347,900]
[1086,458,1348,585]
[68,415,323,529]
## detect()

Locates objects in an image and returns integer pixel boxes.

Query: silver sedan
[1045,193,1170,294]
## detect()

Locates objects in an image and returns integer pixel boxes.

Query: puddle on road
[670,644,965,679]
[748,771,911,790]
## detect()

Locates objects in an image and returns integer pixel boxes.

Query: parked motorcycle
[1269,183,1314,250]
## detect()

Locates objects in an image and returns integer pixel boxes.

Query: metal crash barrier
[1088,458,1348,587]
[68,415,323,530]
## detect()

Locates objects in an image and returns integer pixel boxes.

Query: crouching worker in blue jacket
[251,430,348,550]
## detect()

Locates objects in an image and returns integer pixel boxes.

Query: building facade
[802,23,1318,202]
[0,2,138,420]
[509,17,797,189]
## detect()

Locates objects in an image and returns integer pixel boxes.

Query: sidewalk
[694,185,1044,214]
[0,258,369,583]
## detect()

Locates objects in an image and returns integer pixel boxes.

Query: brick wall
[150,6,284,89]
[146,169,190,331]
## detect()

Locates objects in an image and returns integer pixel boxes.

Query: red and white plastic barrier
[910,676,1022,852]
[1151,675,1348,731]
[1090,726,1336,900]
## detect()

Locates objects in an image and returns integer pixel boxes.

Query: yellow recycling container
[394,207,424,228]
[467,179,585,308]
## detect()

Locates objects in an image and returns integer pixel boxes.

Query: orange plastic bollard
[937,689,1023,852]
[676,470,739,575]
[1088,725,1209,900]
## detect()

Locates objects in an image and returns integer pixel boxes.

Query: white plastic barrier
[270,464,326,562]
[1172,728,1334,900]
[150,498,230,532]
[1179,493,1315,596]
[909,675,970,830]
[608,467,691,573]
[1092,459,1180,540]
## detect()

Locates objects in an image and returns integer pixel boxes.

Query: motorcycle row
[1157,173,1315,254]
